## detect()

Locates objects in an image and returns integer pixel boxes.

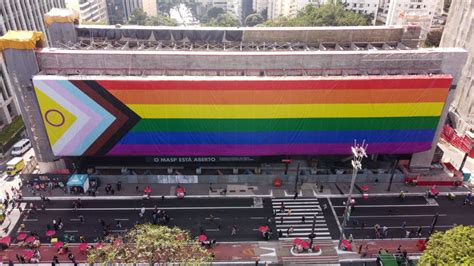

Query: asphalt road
[327,195,474,240]
[17,198,276,243]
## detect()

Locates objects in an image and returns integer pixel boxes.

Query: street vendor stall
[66,174,90,194]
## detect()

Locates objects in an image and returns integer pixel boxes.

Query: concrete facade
[0,0,66,125]
[440,0,474,134]
[65,0,108,23]
[2,21,467,170]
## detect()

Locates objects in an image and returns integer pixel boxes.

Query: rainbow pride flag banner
[32,75,452,156]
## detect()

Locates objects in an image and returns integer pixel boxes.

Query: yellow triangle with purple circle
[35,88,77,146]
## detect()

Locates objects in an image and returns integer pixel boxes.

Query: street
[327,195,474,240]
[17,198,277,243]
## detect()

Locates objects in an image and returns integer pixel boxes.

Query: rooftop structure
[0,12,467,172]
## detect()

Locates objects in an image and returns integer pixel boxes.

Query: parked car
[11,138,31,156]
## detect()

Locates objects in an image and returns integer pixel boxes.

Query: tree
[146,15,178,26]
[424,29,443,47]
[87,224,213,264]
[419,225,474,265]
[245,13,265,26]
[207,7,225,20]
[205,13,240,27]
[128,8,148,25]
[263,1,370,27]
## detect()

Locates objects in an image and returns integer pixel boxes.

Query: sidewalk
[20,180,471,201]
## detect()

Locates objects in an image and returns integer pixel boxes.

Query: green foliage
[0,116,24,145]
[204,13,240,27]
[424,29,443,47]
[128,8,148,25]
[207,7,225,20]
[146,15,178,26]
[419,225,474,265]
[245,13,265,26]
[87,224,213,263]
[263,2,371,27]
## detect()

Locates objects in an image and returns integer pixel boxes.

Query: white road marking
[206,229,220,232]
[114,218,129,221]
[39,206,259,211]
[272,198,319,202]
[23,219,38,222]
[64,230,78,233]
[250,217,264,219]
[276,224,328,228]
[70,219,80,221]
[344,225,455,230]
[338,214,448,218]
[332,204,436,208]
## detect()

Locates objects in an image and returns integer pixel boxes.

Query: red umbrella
[53,241,64,249]
[361,185,369,192]
[25,236,36,243]
[301,241,310,249]
[293,238,303,245]
[23,250,34,259]
[0,236,12,246]
[431,188,439,195]
[144,187,152,193]
[46,230,56,237]
[258,226,269,233]
[198,234,207,241]
[16,233,28,241]
[79,243,88,251]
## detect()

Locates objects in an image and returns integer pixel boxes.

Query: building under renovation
[0,9,467,175]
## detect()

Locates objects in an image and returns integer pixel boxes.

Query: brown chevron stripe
[70,80,139,156]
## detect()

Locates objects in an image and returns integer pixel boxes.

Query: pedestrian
[286,226,294,236]
[358,244,363,254]
[111,189,115,195]
[287,208,292,216]
[53,255,59,264]
[140,206,146,215]
[117,181,122,191]
[68,252,76,263]
[402,250,408,259]
[280,202,285,213]
[116,220,122,228]
[79,215,85,224]
[361,221,365,230]
[8,260,13,266]
[405,230,411,238]
[136,185,139,193]
[231,225,238,236]
[209,214,215,223]
[417,226,423,237]
[399,190,405,202]
[382,226,388,238]
[162,195,165,201]
[278,230,283,238]
[302,216,305,224]
[402,221,407,230]
[293,191,298,200]
[99,219,105,227]
[280,216,283,224]
[16,254,20,262]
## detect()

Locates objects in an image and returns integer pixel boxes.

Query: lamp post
[308,214,316,249]
[338,140,367,250]
[294,162,301,195]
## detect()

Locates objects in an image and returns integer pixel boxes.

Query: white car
[11,138,31,156]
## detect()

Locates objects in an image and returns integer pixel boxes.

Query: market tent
[66,174,89,193]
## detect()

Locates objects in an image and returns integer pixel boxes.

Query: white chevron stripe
[34,80,89,155]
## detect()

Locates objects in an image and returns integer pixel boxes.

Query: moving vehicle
[11,138,31,156]
[5,157,25,176]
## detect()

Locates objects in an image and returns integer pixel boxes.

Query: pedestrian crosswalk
[272,197,332,241]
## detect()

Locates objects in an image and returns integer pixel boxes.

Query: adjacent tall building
[0,0,66,125]
[440,0,474,134]
[65,0,108,23]
[106,0,142,24]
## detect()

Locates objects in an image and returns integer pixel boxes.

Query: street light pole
[426,213,439,242]
[294,162,301,195]
[308,214,316,249]
[387,159,399,192]
[338,140,367,250]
